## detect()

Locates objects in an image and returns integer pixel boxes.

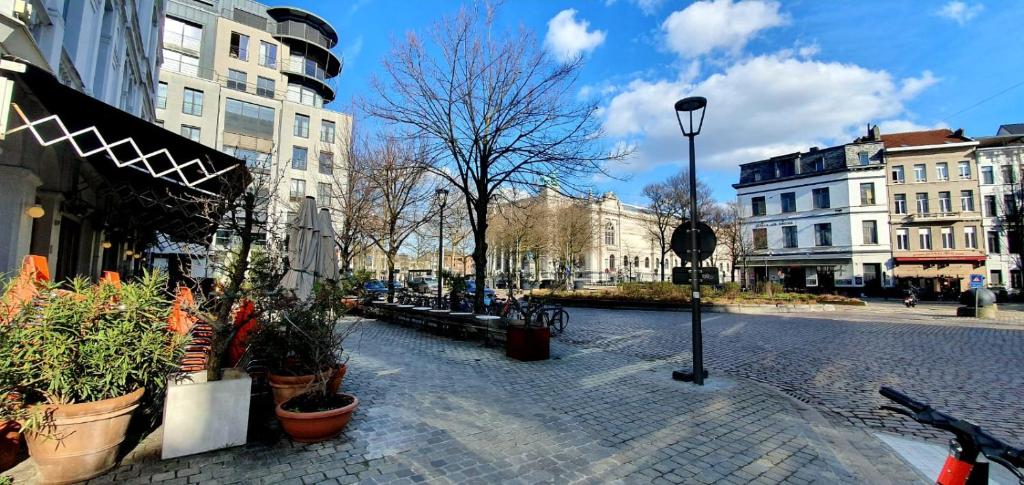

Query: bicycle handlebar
[879,387,1024,471]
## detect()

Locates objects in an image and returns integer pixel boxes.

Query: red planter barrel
[506,325,550,361]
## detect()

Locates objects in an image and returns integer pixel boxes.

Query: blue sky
[291,0,1024,205]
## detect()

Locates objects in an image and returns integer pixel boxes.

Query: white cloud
[661,0,788,58]
[937,1,984,25]
[605,0,665,15]
[601,55,940,170]
[544,9,607,62]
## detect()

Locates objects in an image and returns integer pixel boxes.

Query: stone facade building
[734,131,891,293]
[882,129,984,296]
[975,134,1024,290]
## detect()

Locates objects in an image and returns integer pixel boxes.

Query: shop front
[892,255,986,300]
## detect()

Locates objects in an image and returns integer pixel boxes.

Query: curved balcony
[281,61,336,101]
[267,7,338,49]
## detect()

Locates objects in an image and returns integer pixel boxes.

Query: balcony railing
[275,20,334,49]
[281,60,328,82]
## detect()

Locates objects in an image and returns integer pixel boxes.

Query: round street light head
[25,204,45,219]
[674,96,707,113]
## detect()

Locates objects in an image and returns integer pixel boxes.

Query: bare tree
[329,137,376,273]
[664,168,716,222]
[366,3,628,311]
[716,201,751,283]
[548,199,595,287]
[362,136,437,301]
[641,182,679,282]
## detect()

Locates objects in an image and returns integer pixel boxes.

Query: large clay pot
[268,364,346,406]
[25,388,144,484]
[275,393,358,443]
[506,325,550,361]
[0,420,21,473]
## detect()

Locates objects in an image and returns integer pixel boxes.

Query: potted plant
[251,283,361,443]
[0,272,187,483]
[505,296,550,361]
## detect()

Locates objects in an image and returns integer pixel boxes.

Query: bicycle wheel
[552,309,568,334]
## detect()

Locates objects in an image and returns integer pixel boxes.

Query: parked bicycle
[879,386,1023,484]
[497,296,569,336]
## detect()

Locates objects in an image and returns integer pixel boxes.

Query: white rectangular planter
[162,368,251,459]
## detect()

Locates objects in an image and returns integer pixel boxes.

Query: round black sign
[670,221,717,262]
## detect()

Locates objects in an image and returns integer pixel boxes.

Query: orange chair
[1,255,49,323]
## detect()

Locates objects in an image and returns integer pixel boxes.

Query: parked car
[409,277,438,294]
[465,280,496,305]
[363,280,388,296]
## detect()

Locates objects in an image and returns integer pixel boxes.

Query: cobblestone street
[560,307,1024,445]
[6,316,929,484]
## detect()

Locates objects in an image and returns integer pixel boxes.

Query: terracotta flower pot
[0,420,22,473]
[275,393,358,443]
[25,388,144,484]
[268,364,346,406]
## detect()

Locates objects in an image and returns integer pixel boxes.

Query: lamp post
[436,188,449,307]
[674,96,707,385]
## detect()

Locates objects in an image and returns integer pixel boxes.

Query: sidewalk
[4,321,927,484]
[851,298,1024,327]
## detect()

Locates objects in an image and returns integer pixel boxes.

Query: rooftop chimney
[953,128,964,138]
[871,124,880,141]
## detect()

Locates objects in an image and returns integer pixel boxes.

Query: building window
[644,257,650,268]
[214,229,232,246]
[227,69,247,91]
[290,179,306,200]
[814,223,832,246]
[782,226,798,248]
[293,114,310,138]
[163,17,202,53]
[860,183,875,205]
[225,146,271,172]
[936,162,949,181]
[229,32,249,60]
[938,191,951,213]
[751,196,766,216]
[287,83,323,107]
[321,120,336,143]
[157,82,167,109]
[634,256,639,268]
[812,187,830,209]
[896,228,909,250]
[259,41,277,68]
[162,49,199,76]
[916,193,929,214]
[318,152,333,175]
[984,195,998,217]
[894,194,907,214]
[913,164,927,182]
[256,76,275,98]
[608,255,615,270]
[224,98,275,139]
[991,270,1003,286]
[960,190,974,212]
[753,228,768,249]
[318,182,332,203]
[292,146,307,170]
[858,152,870,165]
[863,221,878,244]
[813,159,824,172]
[1001,165,1015,184]
[981,166,994,184]
[988,231,1001,254]
[1011,270,1021,289]
[892,165,905,184]
[604,222,615,246]
[780,192,796,213]
[180,125,200,141]
[965,226,978,249]
[941,227,954,249]
[958,160,971,179]
[182,87,203,115]
[919,228,932,250]
[1005,194,1018,217]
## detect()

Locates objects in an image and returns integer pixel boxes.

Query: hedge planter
[275,393,358,443]
[0,420,21,472]
[161,368,252,459]
[25,388,144,485]
[268,365,346,406]
[506,325,550,361]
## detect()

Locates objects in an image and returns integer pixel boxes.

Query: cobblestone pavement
[558,308,1024,446]
[5,320,925,484]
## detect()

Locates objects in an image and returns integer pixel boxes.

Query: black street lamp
[435,188,449,307]
[674,96,707,385]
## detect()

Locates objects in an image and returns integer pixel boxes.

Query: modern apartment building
[734,130,890,293]
[975,134,1024,290]
[882,129,983,296]
[155,0,352,259]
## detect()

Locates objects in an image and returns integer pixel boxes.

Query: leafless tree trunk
[642,182,679,282]
[717,201,751,284]
[361,135,438,302]
[366,3,628,311]
[329,136,376,273]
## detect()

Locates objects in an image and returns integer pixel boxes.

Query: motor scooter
[904,290,918,308]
